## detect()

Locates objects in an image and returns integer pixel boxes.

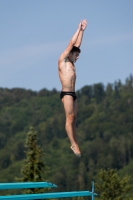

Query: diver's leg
[73,99,78,143]
[62,95,81,156]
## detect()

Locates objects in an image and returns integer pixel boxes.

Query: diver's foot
[70,145,81,157]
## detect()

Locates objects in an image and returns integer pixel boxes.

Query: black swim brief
[60,91,77,101]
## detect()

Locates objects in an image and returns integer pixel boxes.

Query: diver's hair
[70,46,81,53]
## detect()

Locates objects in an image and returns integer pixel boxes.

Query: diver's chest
[65,64,76,73]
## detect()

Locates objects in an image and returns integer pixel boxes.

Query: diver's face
[69,52,80,63]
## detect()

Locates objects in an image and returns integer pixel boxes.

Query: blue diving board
[0,182,57,190]
[0,191,97,199]
[0,181,97,199]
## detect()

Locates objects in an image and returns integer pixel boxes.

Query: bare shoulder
[58,41,73,63]
[58,58,65,71]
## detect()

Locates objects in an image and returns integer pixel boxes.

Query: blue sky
[0,0,133,91]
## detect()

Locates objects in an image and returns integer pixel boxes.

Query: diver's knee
[66,113,76,124]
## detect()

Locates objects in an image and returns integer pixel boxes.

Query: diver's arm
[74,19,87,48]
[58,21,82,62]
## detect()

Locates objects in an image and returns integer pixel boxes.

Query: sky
[0,0,133,92]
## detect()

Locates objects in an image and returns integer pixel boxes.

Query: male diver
[58,20,87,157]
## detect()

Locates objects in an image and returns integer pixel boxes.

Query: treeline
[0,75,133,195]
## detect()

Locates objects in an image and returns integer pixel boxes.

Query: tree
[16,127,50,194]
[80,85,93,101]
[106,83,113,96]
[95,168,131,200]
[93,83,105,103]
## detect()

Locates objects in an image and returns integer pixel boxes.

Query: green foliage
[0,74,133,197]
[95,168,131,200]
[16,127,50,194]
